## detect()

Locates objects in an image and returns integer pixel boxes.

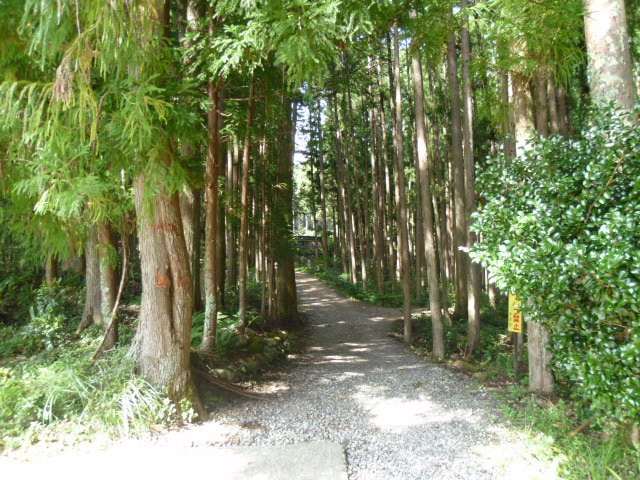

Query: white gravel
[183,272,559,480]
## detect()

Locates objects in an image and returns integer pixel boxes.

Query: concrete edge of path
[0,441,349,480]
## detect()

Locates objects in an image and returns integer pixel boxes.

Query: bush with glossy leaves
[471,106,640,424]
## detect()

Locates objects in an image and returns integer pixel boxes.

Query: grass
[0,325,178,451]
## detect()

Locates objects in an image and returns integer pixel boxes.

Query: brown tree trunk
[547,76,560,135]
[202,78,221,351]
[446,33,468,319]
[461,2,481,355]
[77,229,102,334]
[534,74,549,136]
[97,223,118,350]
[583,0,636,109]
[317,101,329,259]
[512,68,555,394]
[392,22,412,343]
[238,79,255,329]
[133,174,197,403]
[44,252,57,286]
[275,93,299,329]
[411,43,445,358]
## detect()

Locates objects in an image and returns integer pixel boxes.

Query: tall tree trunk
[77,228,102,334]
[378,51,397,292]
[547,76,560,135]
[238,79,255,329]
[275,93,299,329]
[460,2,481,355]
[44,252,58,286]
[369,85,385,294]
[534,74,549,136]
[202,77,221,351]
[392,22,412,343]
[446,33,468,319]
[317,101,329,259]
[133,174,196,403]
[192,189,203,311]
[583,0,636,109]
[411,43,445,358]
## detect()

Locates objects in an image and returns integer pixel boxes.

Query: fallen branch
[569,418,594,436]
[192,367,264,400]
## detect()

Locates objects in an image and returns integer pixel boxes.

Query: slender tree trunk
[391,22,412,343]
[460,2,481,355]
[411,44,445,357]
[192,189,203,311]
[238,79,255,329]
[44,252,57,286]
[534,74,549,136]
[97,223,118,350]
[317,102,329,259]
[583,0,636,109]
[446,33,468,319]
[547,76,560,135]
[202,77,221,351]
[369,84,385,294]
[77,229,102,334]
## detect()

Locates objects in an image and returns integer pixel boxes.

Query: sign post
[508,293,523,383]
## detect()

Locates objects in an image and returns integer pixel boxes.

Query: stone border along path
[173,271,559,479]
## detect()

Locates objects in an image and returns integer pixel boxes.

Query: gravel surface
[172,272,558,480]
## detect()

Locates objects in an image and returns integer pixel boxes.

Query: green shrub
[472,106,640,424]
[0,343,178,448]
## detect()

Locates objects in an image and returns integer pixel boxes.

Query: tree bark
[44,252,58,286]
[274,94,299,329]
[446,33,468,319]
[202,76,221,351]
[317,101,329,259]
[77,229,102,334]
[512,67,555,394]
[133,174,197,403]
[238,79,255,329]
[460,3,481,355]
[97,223,118,350]
[391,22,412,343]
[411,42,445,358]
[583,0,636,109]
[533,74,549,136]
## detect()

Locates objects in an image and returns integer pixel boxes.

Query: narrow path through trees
[180,272,557,479]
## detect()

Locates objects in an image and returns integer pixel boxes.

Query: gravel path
[174,272,557,479]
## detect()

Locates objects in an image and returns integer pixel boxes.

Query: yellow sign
[508,293,523,333]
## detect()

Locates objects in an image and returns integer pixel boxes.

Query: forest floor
[1,272,560,479]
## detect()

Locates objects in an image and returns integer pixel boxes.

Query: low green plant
[500,386,640,480]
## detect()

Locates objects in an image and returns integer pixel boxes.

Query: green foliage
[472,106,640,424]
[0,344,179,449]
[500,386,640,480]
